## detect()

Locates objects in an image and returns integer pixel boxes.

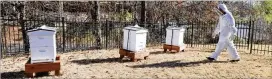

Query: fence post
[62,17,65,52]
[247,18,251,49]
[191,21,194,47]
[250,20,255,54]
[161,22,163,44]
[2,17,7,57]
[0,18,2,58]
[106,20,108,49]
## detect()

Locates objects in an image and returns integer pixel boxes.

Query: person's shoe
[230,59,240,62]
[206,57,216,61]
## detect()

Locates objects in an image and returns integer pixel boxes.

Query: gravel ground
[1,46,272,78]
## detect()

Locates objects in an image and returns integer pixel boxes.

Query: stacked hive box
[27,25,57,64]
[122,25,148,52]
[119,25,149,61]
[164,26,186,52]
[25,25,60,77]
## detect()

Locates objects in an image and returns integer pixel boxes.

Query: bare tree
[140,1,145,25]
[88,1,102,49]
[13,2,29,53]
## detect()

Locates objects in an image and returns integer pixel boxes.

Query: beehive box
[122,25,148,52]
[165,26,185,51]
[27,25,57,64]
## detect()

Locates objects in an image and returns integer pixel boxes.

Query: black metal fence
[1,17,271,57]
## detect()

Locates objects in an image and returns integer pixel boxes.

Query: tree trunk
[59,1,63,18]
[16,2,29,53]
[0,2,2,57]
[140,1,145,26]
[133,2,138,25]
[89,1,102,49]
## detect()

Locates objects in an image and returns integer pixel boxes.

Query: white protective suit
[209,4,240,60]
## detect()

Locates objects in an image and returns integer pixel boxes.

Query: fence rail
[1,17,271,57]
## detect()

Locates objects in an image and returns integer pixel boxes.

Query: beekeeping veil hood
[218,4,230,13]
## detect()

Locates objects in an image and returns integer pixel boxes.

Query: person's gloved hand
[229,33,236,41]
[212,33,217,39]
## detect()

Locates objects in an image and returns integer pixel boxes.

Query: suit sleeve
[213,18,220,35]
[227,15,237,35]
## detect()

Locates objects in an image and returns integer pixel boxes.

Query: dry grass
[189,44,272,56]
[1,46,272,78]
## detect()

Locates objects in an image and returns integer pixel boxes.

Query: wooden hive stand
[25,56,61,78]
[163,44,185,53]
[119,49,149,62]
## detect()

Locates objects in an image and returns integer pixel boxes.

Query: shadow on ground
[149,51,177,54]
[1,71,25,78]
[1,71,53,78]
[203,49,248,53]
[71,57,131,65]
[130,60,229,68]
[35,72,51,77]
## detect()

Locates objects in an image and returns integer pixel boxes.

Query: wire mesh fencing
[1,17,271,57]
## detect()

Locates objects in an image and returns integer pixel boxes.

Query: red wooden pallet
[25,56,61,77]
[163,44,185,53]
[119,49,149,62]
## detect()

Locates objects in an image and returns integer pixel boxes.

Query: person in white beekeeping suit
[206,4,240,62]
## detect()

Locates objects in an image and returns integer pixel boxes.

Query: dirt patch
[1,47,271,78]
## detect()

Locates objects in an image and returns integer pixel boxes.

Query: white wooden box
[122,25,148,52]
[27,25,57,64]
[28,36,54,48]
[165,27,186,50]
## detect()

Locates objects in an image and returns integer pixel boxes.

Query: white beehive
[122,25,148,52]
[27,25,57,64]
[165,26,186,50]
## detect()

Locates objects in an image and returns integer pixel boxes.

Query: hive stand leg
[132,59,137,62]
[120,55,125,60]
[176,48,180,52]
[26,73,34,78]
[164,49,167,52]
[177,47,181,52]
[130,58,136,62]
[55,70,60,76]
[130,55,137,62]
[144,56,149,60]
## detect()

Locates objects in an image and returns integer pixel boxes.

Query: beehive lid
[27,25,56,33]
[167,26,185,31]
[124,25,147,31]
